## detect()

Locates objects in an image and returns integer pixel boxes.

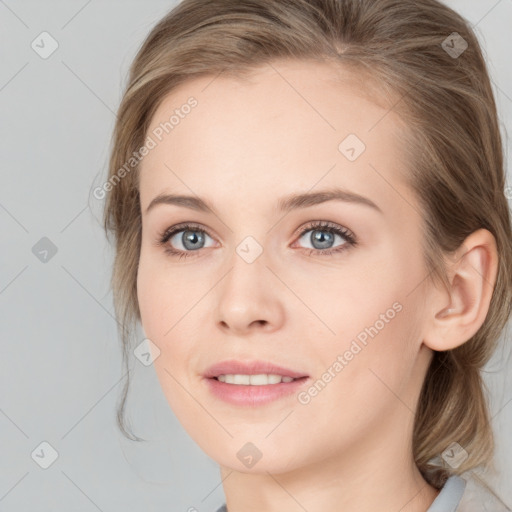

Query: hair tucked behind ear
[100,0,512,486]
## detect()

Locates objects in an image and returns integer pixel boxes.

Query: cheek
[136,251,179,342]
[136,260,160,338]
[296,261,402,350]
[301,308,421,449]
[136,253,203,378]
[136,257,197,415]
[327,299,426,429]
[311,253,426,407]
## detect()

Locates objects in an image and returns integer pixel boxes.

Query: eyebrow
[144,187,382,215]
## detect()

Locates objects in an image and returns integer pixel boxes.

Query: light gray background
[1,1,511,511]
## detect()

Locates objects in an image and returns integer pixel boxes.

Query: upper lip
[203,360,309,379]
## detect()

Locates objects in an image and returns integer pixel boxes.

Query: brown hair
[99,0,512,488]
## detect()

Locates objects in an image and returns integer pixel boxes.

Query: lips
[203,359,308,380]
[203,360,311,406]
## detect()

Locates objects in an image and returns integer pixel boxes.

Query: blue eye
[156,221,357,260]
[157,223,215,259]
[295,221,357,256]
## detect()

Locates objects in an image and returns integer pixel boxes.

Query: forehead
[138,59,410,214]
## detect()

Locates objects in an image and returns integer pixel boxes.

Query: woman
[100,0,512,510]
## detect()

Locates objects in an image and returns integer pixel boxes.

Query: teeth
[217,374,296,385]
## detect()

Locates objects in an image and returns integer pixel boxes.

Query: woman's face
[137,60,436,473]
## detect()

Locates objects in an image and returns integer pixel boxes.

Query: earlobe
[423,228,498,352]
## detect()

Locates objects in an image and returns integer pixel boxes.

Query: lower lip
[204,376,310,406]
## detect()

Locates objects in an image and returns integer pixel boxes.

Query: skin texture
[136,60,498,512]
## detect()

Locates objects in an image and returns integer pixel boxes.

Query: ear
[422,228,499,351]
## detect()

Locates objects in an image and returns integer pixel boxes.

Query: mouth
[211,374,308,385]
[203,359,309,381]
[202,360,310,405]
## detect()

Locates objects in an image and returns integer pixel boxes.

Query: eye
[294,221,357,256]
[156,220,357,260]
[156,223,215,259]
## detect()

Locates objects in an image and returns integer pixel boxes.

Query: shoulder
[456,472,512,512]
[427,474,466,512]
[428,472,511,512]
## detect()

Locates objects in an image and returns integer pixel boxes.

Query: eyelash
[156,221,357,260]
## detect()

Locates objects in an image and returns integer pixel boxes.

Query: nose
[214,250,285,336]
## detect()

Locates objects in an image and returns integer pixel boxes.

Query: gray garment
[427,475,466,512]
[214,474,511,512]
